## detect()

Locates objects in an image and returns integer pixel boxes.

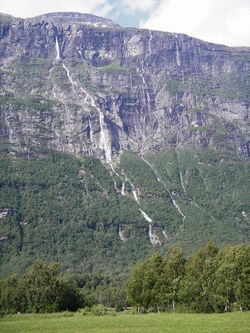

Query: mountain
[0,12,249,277]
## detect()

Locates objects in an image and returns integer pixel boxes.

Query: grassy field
[1,312,250,333]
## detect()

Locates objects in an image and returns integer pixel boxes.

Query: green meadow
[1,312,250,333]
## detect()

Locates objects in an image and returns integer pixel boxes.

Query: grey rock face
[28,12,121,28]
[0,12,249,161]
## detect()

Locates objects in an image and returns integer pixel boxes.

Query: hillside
[0,12,249,276]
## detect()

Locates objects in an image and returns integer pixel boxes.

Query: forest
[0,242,249,315]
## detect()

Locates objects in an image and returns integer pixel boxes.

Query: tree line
[0,242,249,314]
[0,261,126,315]
[127,242,250,313]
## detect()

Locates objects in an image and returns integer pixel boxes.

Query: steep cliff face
[0,12,250,276]
[0,12,249,162]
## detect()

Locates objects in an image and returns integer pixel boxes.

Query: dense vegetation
[0,147,152,277]
[0,145,249,277]
[0,260,126,315]
[0,243,249,315]
[127,242,250,313]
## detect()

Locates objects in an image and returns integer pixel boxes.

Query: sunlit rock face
[0,12,249,161]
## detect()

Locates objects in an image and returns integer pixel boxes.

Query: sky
[0,0,250,46]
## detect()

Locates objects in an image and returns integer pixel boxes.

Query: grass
[1,312,250,333]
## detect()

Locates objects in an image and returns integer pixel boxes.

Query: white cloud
[1,0,249,46]
[0,0,110,18]
[140,0,250,46]
[121,0,157,13]
[95,3,114,17]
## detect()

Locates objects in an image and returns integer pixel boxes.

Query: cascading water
[148,225,161,245]
[141,155,186,221]
[52,34,166,245]
[98,110,112,163]
[62,63,76,92]
[55,36,61,61]
[118,224,126,242]
[54,37,112,164]
[162,230,168,239]
[120,171,160,245]
[121,182,126,196]
[175,38,181,67]
[132,187,139,204]
[139,209,152,223]
[176,150,186,193]
[172,199,186,220]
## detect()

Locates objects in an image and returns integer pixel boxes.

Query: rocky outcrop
[0,12,249,162]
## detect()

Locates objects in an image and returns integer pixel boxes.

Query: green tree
[141,253,163,311]
[57,278,82,311]
[179,242,219,312]
[96,285,126,311]
[0,274,26,314]
[127,253,164,311]
[159,247,185,311]
[23,261,61,313]
[215,244,250,311]
[126,262,145,312]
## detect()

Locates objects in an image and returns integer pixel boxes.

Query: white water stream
[175,38,181,67]
[118,224,126,242]
[120,170,160,245]
[132,187,140,204]
[141,155,186,221]
[148,224,161,245]
[53,36,162,245]
[176,150,186,193]
[162,230,168,239]
[62,63,76,92]
[55,36,61,61]
[121,182,126,196]
[139,209,152,223]
[54,37,112,164]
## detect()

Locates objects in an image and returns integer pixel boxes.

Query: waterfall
[172,199,186,221]
[175,38,181,67]
[179,170,186,193]
[121,171,160,245]
[141,156,161,182]
[162,230,168,239]
[118,224,126,242]
[59,60,112,163]
[112,177,119,193]
[121,182,126,196]
[139,209,161,246]
[141,155,216,225]
[132,187,139,204]
[176,150,187,193]
[148,225,161,245]
[139,209,152,223]
[98,109,112,163]
[148,31,153,57]
[141,155,186,221]
[55,36,61,61]
[242,211,247,218]
[81,88,112,163]
[62,63,75,92]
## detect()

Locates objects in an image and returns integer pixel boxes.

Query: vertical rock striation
[0,11,249,162]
